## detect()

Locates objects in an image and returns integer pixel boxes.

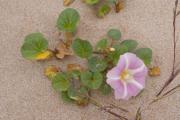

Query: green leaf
[78,86,88,95]
[100,83,112,95]
[67,86,78,100]
[97,4,111,18]
[72,38,93,58]
[80,71,92,87]
[21,33,48,60]
[96,39,108,51]
[135,48,152,65]
[57,8,80,32]
[61,91,74,103]
[67,86,89,106]
[88,56,107,72]
[121,39,138,52]
[84,0,99,5]
[107,29,121,40]
[108,44,128,64]
[91,72,103,89]
[69,70,81,79]
[80,71,103,89]
[52,73,70,92]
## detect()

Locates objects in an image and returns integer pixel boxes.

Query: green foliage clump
[20,8,153,107]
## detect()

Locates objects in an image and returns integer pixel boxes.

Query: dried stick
[87,95,128,120]
[135,107,142,120]
[77,91,128,120]
[176,11,180,16]
[151,84,180,104]
[156,0,179,96]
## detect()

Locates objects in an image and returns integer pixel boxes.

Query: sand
[0,0,180,120]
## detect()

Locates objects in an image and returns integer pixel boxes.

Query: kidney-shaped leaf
[98,4,111,18]
[21,33,49,60]
[80,71,103,89]
[72,38,93,58]
[57,8,80,32]
[135,48,152,65]
[107,29,121,40]
[96,39,108,51]
[88,56,107,72]
[52,73,70,92]
[121,39,138,52]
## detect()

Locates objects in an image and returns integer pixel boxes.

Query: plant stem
[109,103,129,113]
[156,0,179,96]
[65,32,73,47]
[93,51,106,55]
[172,0,178,75]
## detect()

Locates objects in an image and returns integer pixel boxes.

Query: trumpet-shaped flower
[106,53,148,100]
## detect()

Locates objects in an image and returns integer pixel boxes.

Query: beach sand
[0,0,180,119]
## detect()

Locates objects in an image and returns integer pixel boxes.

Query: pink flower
[106,53,148,100]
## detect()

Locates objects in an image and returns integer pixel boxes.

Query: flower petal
[125,53,144,69]
[129,64,145,75]
[114,82,131,100]
[122,82,128,99]
[127,82,143,97]
[133,76,146,87]
[106,52,148,100]
[128,79,144,89]
[133,67,148,78]
[114,82,130,100]
[114,88,124,100]
[133,66,147,87]
[106,78,122,90]
[107,67,121,80]
[117,54,127,70]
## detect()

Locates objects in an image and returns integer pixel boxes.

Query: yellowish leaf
[55,42,73,59]
[44,65,60,79]
[75,97,89,107]
[35,50,53,60]
[115,1,124,13]
[63,0,75,6]
[149,66,161,77]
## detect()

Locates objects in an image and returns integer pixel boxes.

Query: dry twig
[135,107,142,120]
[87,95,128,120]
[156,0,179,96]
[150,84,180,104]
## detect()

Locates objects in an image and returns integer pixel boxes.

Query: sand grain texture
[0,0,180,120]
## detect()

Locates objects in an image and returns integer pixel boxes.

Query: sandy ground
[0,0,180,120]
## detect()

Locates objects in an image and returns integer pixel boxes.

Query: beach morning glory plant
[20,8,154,119]
[107,53,148,100]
